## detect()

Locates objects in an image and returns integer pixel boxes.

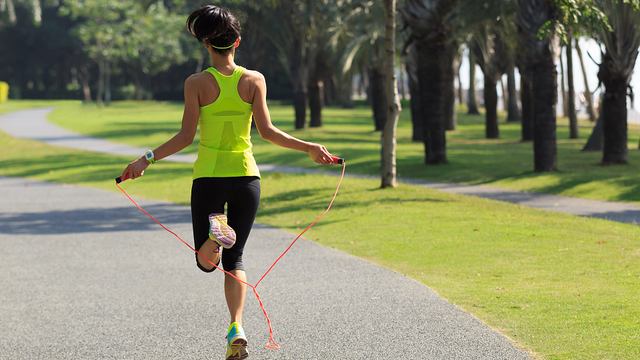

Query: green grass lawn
[44,99,640,204]
[1,100,640,359]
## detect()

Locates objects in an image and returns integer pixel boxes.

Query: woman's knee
[196,253,218,273]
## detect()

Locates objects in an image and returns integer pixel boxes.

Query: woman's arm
[120,76,200,180]
[251,72,333,165]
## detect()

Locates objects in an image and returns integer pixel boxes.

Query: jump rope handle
[331,156,344,165]
[115,172,131,184]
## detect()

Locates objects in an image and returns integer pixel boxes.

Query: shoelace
[116,162,345,349]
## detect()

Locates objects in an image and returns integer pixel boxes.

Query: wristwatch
[145,150,156,164]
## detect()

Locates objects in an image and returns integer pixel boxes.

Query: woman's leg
[197,238,221,271]
[191,178,228,272]
[225,270,247,325]
[222,177,260,326]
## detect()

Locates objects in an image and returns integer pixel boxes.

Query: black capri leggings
[191,176,260,273]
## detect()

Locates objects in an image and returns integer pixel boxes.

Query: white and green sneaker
[225,322,248,360]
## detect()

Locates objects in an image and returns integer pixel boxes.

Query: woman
[120,5,333,359]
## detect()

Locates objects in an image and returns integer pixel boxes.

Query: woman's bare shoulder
[185,72,213,85]
[241,69,266,84]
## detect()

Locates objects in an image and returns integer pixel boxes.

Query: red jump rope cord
[116,162,345,349]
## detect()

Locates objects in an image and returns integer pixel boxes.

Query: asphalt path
[0,108,535,359]
[0,176,530,359]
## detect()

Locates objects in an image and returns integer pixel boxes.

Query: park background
[1,1,640,359]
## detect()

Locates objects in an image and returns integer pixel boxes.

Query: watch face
[145,151,153,161]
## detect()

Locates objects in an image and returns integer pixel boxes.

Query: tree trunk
[531,55,558,172]
[105,60,112,107]
[369,67,387,131]
[398,63,406,100]
[97,59,105,108]
[500,77,508,113]
[520,72,534,141]
[582,107,603,152]
[308,75,323,127]
[444,42,457,131]
[339,71,354,109]
[575,40,598,122]
[467,51,480,114]
[294,87,307,129]
[406,50,423,142]
[78,64,91,102]
[599,51,629,164]
[457,67,464,106]
[507,62,521,122]
[566,36,578,139]
[381,0,401,188]
[417,39,447,164]
[484,76,499,138]
[559,49,568,117]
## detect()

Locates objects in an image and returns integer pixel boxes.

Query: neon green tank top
[193,66,260,179]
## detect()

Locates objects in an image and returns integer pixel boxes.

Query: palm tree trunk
[294,88,307,129]
[599,51,629,164]
[467,51,480,114]
[507,62,521,122]
[531,55,558,172]
[382,0,401,188]
[575,40,597,122]
[370,67,387,131]
[457,65,464,106]
[559,50,567,117]
[500,77,508,113]
[406,52,423,141]
[582,104,603,152]
[78,64,91,102]
[97,59,105,108]
[417,40,447,164]
[308,72,323,127]
[520,72,534,141]
[444,41,457,131]
[105,60,112,107]
[567,35,578,138]
[484,76,499,138]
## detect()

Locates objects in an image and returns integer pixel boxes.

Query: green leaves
[538,0,610,43]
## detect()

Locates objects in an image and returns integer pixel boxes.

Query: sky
[458,38,640,105]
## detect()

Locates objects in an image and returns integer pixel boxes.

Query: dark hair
[186,5,241,55]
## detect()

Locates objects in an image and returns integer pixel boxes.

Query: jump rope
[115,156,345,349]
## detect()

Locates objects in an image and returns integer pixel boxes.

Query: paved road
[2,108,639,226]
[0,176,530,359]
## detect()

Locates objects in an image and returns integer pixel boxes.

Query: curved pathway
[0,107,533,359]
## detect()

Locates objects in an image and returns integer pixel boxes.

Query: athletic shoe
[209,213,236,249]
[225,322,248,360]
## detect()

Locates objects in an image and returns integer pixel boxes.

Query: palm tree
[381,0,401,188]
[466,50,480,114]
[335,1,388,131]
[575,38,598,123]
[470,23,510,138]
[593,0,640,164]
[400,0,458,164]
[516,0,562,172]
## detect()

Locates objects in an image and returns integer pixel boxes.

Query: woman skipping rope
[120,5,334,359]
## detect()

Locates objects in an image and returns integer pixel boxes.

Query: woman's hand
[307,143,333,165]
[120,156,150,181]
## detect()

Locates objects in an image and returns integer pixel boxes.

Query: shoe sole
[226,338,248,360]
[209,214,236,249]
